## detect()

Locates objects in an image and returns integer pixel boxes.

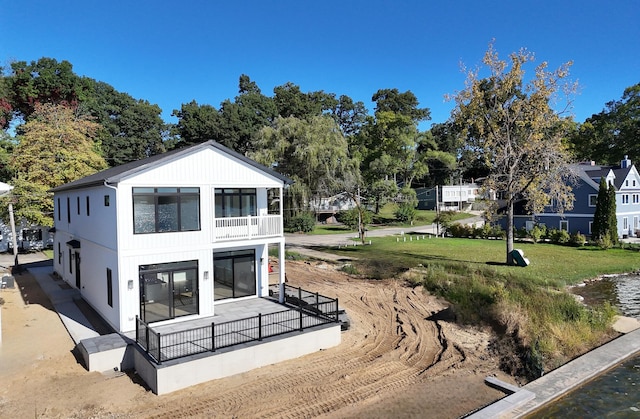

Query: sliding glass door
[139,260,198,323]
[213,250,256,300]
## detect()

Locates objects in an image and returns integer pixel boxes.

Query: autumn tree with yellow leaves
[3,103,107,226]
[450,43,577,265]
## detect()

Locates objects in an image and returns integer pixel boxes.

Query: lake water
[529,274,640,417]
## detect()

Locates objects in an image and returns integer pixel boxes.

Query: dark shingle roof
[582,166,632,190]
[51,140,292,192]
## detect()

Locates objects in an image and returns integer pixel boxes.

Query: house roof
[576,164,633,190]
[51,140,293,192]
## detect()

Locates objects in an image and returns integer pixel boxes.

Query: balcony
[214,214,282,242]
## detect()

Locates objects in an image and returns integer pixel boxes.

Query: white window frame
[588,221,593,234]
[633,194,639,204]
[623,217,629,231]
[588,194,597,207]
[560,220,569,231]
[622,194,629,205]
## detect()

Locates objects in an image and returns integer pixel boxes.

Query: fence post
[335,297,339,323]
[211,322,216,352]
[299,287,303,331]
[315,291,319,310]
[144,320,149,354]
[258,313,263,341]
[157,332,162,364]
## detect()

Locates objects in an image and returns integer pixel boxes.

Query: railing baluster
[258,313,262,341]
[212,322,216,352]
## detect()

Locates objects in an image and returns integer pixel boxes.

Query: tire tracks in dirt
[135,261,484,418]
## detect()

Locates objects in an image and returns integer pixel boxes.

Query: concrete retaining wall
[134,323,342,395]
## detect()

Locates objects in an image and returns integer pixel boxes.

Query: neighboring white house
[51,140,293,334]
[439,183,480,211]
[0,181,54,253]
[309,192,358,212]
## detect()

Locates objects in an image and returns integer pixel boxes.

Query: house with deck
[417,183,481,211]
[508,156,640,238]
[51,140,342,394]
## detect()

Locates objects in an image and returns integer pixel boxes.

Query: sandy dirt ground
[0,261,515,418]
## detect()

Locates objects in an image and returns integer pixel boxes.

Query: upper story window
[588,194,597,207]
[133,187,200,234]
[622,194,630,204]
[633,194,639,204]
[215,188,256,218]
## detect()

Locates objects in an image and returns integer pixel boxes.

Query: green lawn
[309,205,473,235]
[335,236,640,285]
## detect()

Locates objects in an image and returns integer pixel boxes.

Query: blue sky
[1,0,638,128]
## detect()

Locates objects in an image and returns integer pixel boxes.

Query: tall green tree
[171,100,222,147]
[252,115,359,224]
[5,58,87,121]
[3,103,107,226]
[330,95,368,137]
[82,79,165,165]
[217,75,277,154]
[591,177,609,241]
[607,180,618,244]
[450,43,577,265]
[273,82,338,119]
[571,83,640,165]
[0,66,12,129]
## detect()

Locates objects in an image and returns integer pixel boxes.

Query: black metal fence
[136,286,339,364]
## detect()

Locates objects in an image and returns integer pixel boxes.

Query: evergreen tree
[590,178,608,241]
[607,181,618,244]
[591,177,619,245]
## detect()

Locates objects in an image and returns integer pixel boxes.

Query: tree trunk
[506,199,514,265]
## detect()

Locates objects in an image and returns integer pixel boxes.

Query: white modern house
[51,141,342,394]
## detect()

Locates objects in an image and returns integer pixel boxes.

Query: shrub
[596,234,614,250]
[491,224,506,239]
[434,211,457,232]
[286,212,315,233]
[515,226,528,239]
[340,264,359,275]
[394,202,417,224]
[448,223,471,237]
[336,208,372,231]
[570,232,586,247]
[550,229,571,244]
[529,225,546,243]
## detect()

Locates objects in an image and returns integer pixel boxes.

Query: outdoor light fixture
[203,271,209,280]
[128,280,134,290]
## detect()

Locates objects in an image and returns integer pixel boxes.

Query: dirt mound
[0,261,513,418]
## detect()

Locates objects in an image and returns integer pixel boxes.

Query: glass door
[139,260,198,323]
[213,250,256,300]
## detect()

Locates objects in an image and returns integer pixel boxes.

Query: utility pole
[8,202,18,264]
[435,185,440,236]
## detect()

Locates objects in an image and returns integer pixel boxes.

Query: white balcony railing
[214,215,282,242]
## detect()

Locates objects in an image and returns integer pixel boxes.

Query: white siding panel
[123,148,284,188]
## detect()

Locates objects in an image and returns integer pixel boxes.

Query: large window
[215,188,256,218]
[213,250,256,300]
[139,260,199,323]
[133,187,200,234]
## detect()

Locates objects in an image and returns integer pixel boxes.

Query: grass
[325,236,638,378]
[309,204,473,235]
